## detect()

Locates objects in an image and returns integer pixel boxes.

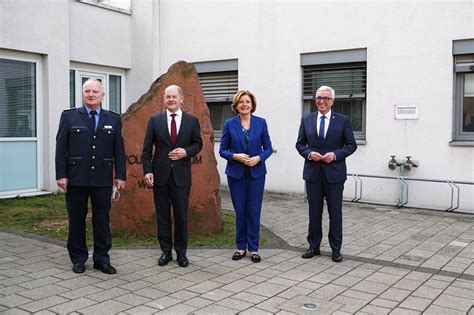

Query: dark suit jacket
[296,111,357,184]
[142,111,202,187]
[55,107,126,187]
[219,115,273,179]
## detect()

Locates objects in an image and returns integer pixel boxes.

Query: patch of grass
[0,193,265,247]
[0,193,67,237]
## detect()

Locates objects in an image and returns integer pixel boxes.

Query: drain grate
[302,303,318,311]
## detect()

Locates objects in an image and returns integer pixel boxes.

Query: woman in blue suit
[219,90,273,263]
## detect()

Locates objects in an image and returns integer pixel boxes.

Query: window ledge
[356,140,367,145]
[449,140,474,147]
[77,0,131,15]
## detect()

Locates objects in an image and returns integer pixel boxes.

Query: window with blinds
[302,62,367,140]
[199,71,238,102]
[198,71,238,135]
[303,63,366,100]
[0,58,36,138]
[452,39,474,143]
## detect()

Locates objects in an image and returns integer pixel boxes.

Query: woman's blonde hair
[231,90,257,114]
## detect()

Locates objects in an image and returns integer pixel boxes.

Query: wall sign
[395,104,419,120]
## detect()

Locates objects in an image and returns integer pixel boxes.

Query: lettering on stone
[126,154,202,165]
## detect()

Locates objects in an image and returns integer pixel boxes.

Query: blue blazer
[296,111,357,184]
[219,115,273,179]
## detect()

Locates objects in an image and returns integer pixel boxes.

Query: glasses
[316,96,333,102]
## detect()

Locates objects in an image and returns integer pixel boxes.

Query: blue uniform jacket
[219,115,273,179]
[55,107,126,187]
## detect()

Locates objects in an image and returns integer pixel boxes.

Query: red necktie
[170,113,177,144]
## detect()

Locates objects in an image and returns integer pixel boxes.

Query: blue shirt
[84,106,101,131]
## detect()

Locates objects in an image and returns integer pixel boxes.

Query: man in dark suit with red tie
[296,86,357,262]
[142,85,202,267]
[55,79,126,274]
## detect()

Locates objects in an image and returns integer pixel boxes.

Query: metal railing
[346,173,474,214]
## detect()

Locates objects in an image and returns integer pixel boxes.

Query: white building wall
[128,0,159,105]
[152,0,474,210]
[69,0,131,68]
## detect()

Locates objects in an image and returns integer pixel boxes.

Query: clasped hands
[309,151,335,163]
[144,148,187,187]
[233,153,261,167]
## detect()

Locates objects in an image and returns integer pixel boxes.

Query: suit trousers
[66,186,112,264]
[228,171,265,252]
[306,169,344,253]
[153,169,190,256]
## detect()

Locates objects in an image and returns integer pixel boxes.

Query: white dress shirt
[307,110,336,161]
[167,108,182,135]
[317,110,331,139]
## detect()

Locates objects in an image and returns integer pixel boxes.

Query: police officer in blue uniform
[55,79,126,274]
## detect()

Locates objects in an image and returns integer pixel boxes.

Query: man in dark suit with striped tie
[142,85,202,267]
[296,86,357,262]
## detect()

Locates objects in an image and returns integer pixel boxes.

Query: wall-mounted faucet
[388,155,420,175]
[404,156,420,171]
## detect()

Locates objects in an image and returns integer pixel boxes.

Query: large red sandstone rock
[110,61,222,235]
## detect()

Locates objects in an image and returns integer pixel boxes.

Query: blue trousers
[306,170,344,253]
[228,173,265,252]
[66,186,112,264]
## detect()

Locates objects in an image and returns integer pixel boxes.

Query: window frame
[70,67,125,113]
[452,39,474,145]
[76,0,131,14]
[301,48,367,142]
[0,50,43,196]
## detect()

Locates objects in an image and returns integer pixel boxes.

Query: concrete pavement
[1,189,473,314]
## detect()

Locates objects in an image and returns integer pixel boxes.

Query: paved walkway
[1,190,473,314]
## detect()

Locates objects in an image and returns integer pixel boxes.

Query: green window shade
[464,73,474,97]
[463,73,474,132]
[109,75,121,113]
[0,58,36,137]
[69,70,75,108]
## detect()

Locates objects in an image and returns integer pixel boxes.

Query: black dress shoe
[158,253,172,266]
[177,255,189,267]
[232,251,246,261]
[251,253,261,263]
[93,263,117,274]
[302,247,321,259]
[72,263,85,273]
[332,252,343,263]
